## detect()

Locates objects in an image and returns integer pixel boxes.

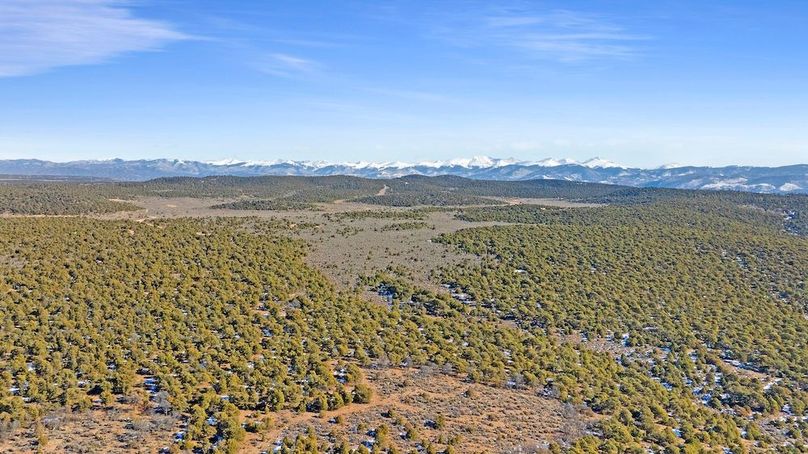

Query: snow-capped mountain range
[0,156,805,194]
[204,156,621,170]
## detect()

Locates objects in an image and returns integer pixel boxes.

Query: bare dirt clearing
[0,403,180,454]
[491,197,604,208]
[243,367,590,454]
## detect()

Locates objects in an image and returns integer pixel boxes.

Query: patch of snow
[580,157,622,168]
[206,158,246,166]
[779,182,802,192]
[534,157,580,167]
[206,155,628,171]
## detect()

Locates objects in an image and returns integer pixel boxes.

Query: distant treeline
[0,182,138,215]
[1,174,807,233]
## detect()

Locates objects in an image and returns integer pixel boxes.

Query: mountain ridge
[0,156,805,194]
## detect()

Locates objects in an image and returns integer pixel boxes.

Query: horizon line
[0,155,806,170]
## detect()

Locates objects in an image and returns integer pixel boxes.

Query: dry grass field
[98,196,577,290]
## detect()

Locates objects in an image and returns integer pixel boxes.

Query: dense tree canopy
[1,176,806,452]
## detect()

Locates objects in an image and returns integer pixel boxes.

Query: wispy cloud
[271,38,344,49]
[363,87,453,103]
[255,53,320,78]
[0,0,189,77]
[431,6,646,62]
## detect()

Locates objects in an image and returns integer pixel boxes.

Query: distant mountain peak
[580,157,622,168]
[203,155,625,170]
[0,157,804,194]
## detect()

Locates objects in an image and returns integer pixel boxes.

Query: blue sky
[0,0,806,167]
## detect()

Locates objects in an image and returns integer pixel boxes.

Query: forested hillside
[0,176,806,452]
[0,216,746,453]
[438,201,808,451]
[0,183,138,215]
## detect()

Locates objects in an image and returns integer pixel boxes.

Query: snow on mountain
[580,157,622,168]
[205,158,246,166]
[0,157,805,194]
[205,156,625,170]
[529,157,577,167]
[779,183,803,192]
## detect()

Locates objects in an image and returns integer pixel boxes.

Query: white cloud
[485,15,545,28]
[0,0,188,77]
[491,10,644,61]
[432,6,645,62]
[256,53,320,78]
